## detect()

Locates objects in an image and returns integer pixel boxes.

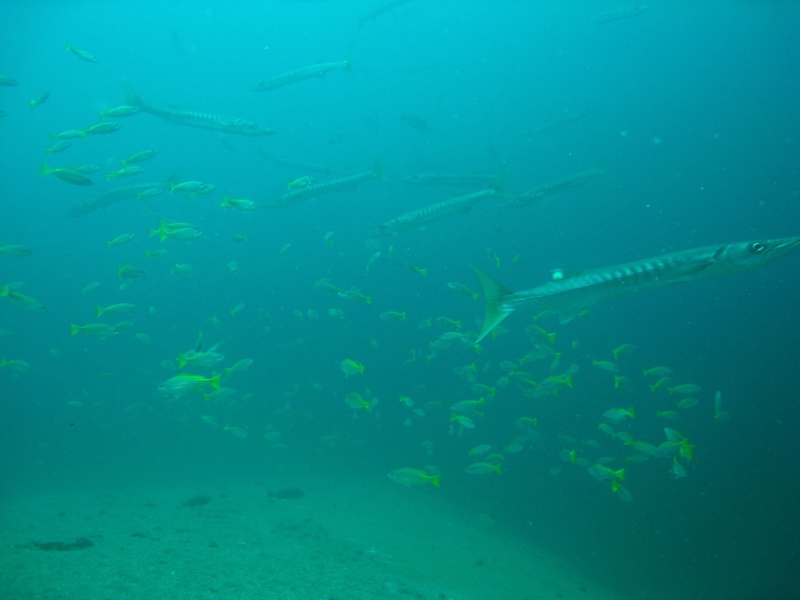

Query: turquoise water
[2,2,799,599]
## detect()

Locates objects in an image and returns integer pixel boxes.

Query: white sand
[1,472,623,600]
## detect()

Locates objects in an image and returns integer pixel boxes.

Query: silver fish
[472,237,800,342]
[123,81,275,136]
[252,60,351,91]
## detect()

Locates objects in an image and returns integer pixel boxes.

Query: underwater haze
[1,1,799,599]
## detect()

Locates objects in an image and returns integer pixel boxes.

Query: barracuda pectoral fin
[470,265,515,342]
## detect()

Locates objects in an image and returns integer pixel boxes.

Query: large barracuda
[472,237,800,342]
[123,81,275,136]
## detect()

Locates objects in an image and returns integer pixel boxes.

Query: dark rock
[33,537,94,551]
[268,488,305,500]
[181,495,212,507]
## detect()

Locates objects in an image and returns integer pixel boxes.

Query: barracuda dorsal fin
[470,265,515,342]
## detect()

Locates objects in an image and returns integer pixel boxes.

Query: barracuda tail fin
[121,79,145,111]
[470,265,515,342]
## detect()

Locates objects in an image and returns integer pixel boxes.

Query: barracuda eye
[749,242,766,254]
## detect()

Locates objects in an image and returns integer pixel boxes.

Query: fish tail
[470,265,514,342]
[69,324,80,336]
[208,374,221,390]
[430,474,441,488]
[121,79,145,110]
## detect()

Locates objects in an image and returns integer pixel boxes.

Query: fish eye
[749,242,766,253]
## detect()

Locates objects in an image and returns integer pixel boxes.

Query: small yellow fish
[338,289,372,304]
[464,462,502,475]
[44,140,71,154]
[29,91,49,109]
[450,414,475,429]
[49,129,86,140]
[101,105,140,118]
[70,323,118,337]
[106,165,144,180]
[656,410,681,421]
[85,121,120,135]
[40,164,92,186]
[122,149,156,164]
[602,406,635,422]
[106,233,136,248]
[643,366,673,378]
[592,359,619,373]
[0,244,33,256]
[407,263,428,277]
[287,176,313,189]
[158,373,221,396]
[136,187,163,200]
[379,311,406,321]
[95,303,138,317]
[614,375,631,389]
[387,468,440,488]
[221,195,257,210]
[447,281,479,300]
[468,444,492,457]
[611,343,635,361]
[64,41,98,63]
[344,392,372,411]
[650,376,672,393]
[587,464,625,482]
[340,359,364,377]
[668,384,702,396]
[118,265,145,279]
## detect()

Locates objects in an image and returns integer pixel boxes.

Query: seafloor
[1,470,622,600]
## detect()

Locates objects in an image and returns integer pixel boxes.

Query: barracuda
[252,60,352,92]
[371,188,498,236]
[268,159,383,207]
[123,81,275,136]
[472,237,800,342]
[501,165,608,209]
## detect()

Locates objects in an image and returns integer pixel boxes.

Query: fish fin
[209,374,221,390]
[121,79,145,110]
[470,265,514,342]
[490,166,510,193]
[372,153,385,180]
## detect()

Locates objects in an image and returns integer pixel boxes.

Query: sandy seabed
[0,471,623,600]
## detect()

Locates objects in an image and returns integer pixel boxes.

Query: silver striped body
[143,105,274,136]
[473,237,800,342]
[374,188,497,235]
[505,238,800,316]
[270,170,379,207]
